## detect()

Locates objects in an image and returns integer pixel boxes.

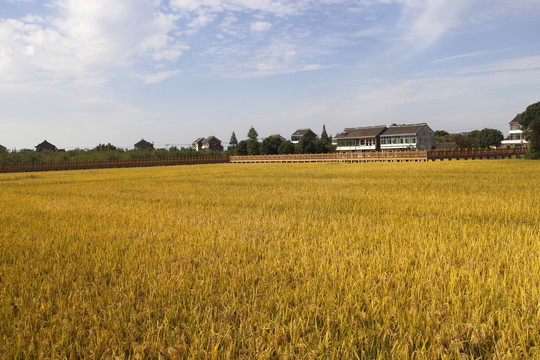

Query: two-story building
[501,114,528,147]
[291,129,317,143]
[379,123,435,151]
[335,126,387,152]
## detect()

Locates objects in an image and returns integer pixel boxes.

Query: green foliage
[320,125,330,144]
[295,138,331,154]
[278,141,295,154]
[260,136,283,155]
[0,147,226,165]
[454,134,473,149]
[469,128,504,148]
[229,132,238,149]
[520,101,540,159]
[247,139,260,155]
[435,130,455,143]
[236,140,248,155]
[247,127,258,141]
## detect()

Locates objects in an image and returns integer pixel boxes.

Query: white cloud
[250,21,272,32]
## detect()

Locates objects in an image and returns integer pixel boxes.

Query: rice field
[1,160,539,359]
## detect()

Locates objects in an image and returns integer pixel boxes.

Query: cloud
[250,21,272,32]
[137,70,182,84]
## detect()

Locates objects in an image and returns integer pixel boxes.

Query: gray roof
[337,125,387,139]
[203,136,221,144]
[292,128,314,136]
[134,139,153,147]
[381,123,431,136]
[193,137,205,143]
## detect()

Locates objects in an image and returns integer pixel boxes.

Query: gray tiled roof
[337,125,387,139]
[381,123,430,136]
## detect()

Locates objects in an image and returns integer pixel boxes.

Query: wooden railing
[0,156,230,173]
[0,147,528,173]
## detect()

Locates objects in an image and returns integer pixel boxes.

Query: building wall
[417,126,435,151]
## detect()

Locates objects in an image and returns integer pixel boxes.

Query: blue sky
[1,0,540,150]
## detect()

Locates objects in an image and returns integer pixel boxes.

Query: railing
[0,147,528,173]
[0,156,230,173]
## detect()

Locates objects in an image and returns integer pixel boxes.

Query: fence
[0,147,528,173]
[0,156,230,173]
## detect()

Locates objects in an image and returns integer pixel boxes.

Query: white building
[501,114,528,147]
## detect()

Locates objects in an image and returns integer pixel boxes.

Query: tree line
[228,126,334,156]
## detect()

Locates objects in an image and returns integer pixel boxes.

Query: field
[1,160,539,359]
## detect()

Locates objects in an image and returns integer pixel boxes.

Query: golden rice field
[1,160,539,359]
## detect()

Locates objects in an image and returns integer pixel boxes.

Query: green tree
[278,141,295,154]
[229,132,238,150]
[247,140,260,155]
[469,128,504,148]
[320,125,330,144]
[260,136,283,155]
[247,127,258,141]
[520,101,540,159]
[236,140,248,155]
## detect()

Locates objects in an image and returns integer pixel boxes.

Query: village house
[201,136,224,152]
[35,140,57,152]
[0,144,7,153]
[192,138,205,151]
[501,114,528,148]
[291,129,317,143]
[335,125,387,152]
[134,139,154,150]
[379,123,435,151]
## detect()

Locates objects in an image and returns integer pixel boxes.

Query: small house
[501,114,528,147]
[192,137,205,151]
[380,123,435,151]
[291,129,317,143]
[202,136,224,152]
[335,125,387,152]
[0,144,7,153]
[35,140,57,152]
[134,139,154,150]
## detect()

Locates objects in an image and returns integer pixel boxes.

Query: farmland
[1,161,539,359]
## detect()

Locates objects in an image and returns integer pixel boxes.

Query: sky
[1,0,540,150]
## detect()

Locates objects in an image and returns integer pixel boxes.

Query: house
[192,138,205,151]
[35,140,57,152]
[201,136,224,152]
[380,123,435,151]
[134,139,154,150]
[0,144,7,153]
[291,129,317,143]
[335,125,387,152]
[501,114,528,147]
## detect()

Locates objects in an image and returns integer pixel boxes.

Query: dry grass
[1,160,539,359]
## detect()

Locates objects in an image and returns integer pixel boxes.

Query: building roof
[193,137,205,143]
[134,139,153,147]
[381,123,431,136]
[509,113,522,124]
[336,125,387,139]
[292,128,314,136]
[35,140,57,150]
[203,136,221,143]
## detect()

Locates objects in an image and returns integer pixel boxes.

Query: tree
[94,143,117,151]
[278,141,295,154]
[236,140,248,155]
[454,134,473,148]
[435,130,454,143]
[247,127,258,141]
[260,136,283,155]
[469,128,504,148]
[228,132,238,150]
[520,101,540,159]
[320,125,330,144]
[247,139,260,155]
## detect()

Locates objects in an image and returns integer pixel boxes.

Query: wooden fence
[0,147,528,173]
[0,156,230,173]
